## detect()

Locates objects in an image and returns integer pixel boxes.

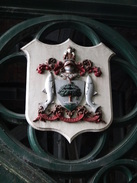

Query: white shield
[21,39,114,143]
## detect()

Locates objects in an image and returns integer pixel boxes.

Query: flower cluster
[36,58,64,75]
[36,58,102,77]
[75,59,102,77]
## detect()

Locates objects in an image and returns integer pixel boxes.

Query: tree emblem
[58,82,82,110]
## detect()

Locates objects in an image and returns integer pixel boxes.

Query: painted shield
[55,79,85,111]
[21,39,114,143]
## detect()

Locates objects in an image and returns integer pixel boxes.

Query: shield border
[21,39,114,143]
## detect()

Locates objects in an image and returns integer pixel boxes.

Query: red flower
[93,67,102,77]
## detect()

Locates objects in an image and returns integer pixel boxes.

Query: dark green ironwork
[1,15,137,68]
[0,138,56,183]
[89,159,137,183]
[1,1,137,28]
[28,125,107,163]
[112,57,137,126]
[0,14,137,182]
[36,21,101,46]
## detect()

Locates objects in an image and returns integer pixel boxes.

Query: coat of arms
[22,39,114,143]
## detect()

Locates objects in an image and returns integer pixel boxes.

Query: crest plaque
[22,39,114,143]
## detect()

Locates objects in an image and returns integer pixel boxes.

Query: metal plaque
[21,39,114,143]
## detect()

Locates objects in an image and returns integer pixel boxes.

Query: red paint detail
[54,61,64,75]
[33,116,40,122]
[36,64,46,74]
[76,63,86,76]
[36,59,102,78]
[88,69,93,73]
[47,114,59,121]
[36,63,52,74]
[34,113,84,123]
[75,60,102,77]
[33,105,104,123]
[83,59,93,74]
[33,113,59,122]
[83,114,101,123]
[93,67,102,77]
[45,65,51,71]
[59,114,84,123]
